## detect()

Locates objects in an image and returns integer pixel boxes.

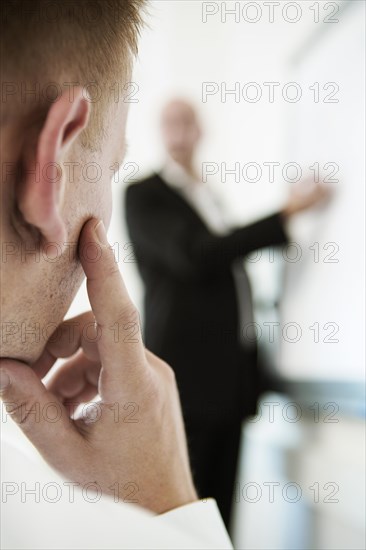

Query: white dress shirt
[1,399,232,549]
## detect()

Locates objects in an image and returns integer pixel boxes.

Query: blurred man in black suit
[125,99,329,527]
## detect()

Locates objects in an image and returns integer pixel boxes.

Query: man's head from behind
[161,99,201,168]
[0,0,145,363]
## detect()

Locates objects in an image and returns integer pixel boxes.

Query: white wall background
[279,0,365,380]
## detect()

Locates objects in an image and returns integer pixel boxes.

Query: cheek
[83,178,112,227]
[102,184,113,229]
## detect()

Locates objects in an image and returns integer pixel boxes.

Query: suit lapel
[153,173,208,229]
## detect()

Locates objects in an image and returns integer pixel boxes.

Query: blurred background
[69,1,365,548]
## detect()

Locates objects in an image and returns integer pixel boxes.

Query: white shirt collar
[160,158,197,190]
[159,158,230,235]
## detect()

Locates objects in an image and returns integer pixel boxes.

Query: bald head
[161,100,201,167]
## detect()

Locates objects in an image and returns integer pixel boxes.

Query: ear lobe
[18,88,91,253]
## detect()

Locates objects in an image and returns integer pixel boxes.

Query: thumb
[0,360,82,471]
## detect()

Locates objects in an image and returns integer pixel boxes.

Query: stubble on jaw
[0,240,85,365]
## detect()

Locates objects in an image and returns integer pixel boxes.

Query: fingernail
[0,370,11,393]
[94,220,108,246]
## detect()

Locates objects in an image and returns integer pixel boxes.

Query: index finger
[78,218,146,379]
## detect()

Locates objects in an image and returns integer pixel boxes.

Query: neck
[176,158,197,180]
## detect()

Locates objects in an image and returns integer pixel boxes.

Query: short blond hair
[0,0,146,150]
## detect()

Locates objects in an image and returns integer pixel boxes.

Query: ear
[18,87,90,252]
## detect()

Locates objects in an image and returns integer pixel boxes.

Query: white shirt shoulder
[1,415,232,549]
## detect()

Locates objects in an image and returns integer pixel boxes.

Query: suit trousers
[184,416,243,530]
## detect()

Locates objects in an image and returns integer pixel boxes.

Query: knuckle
[159,360,176,384]
[97,303,141,336]
[4,399,39,428]
[104,261,121,279]
[117,304,140,328]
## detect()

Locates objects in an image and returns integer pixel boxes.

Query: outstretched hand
[282,178,333,218]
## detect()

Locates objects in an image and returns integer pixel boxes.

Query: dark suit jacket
[125,173,288,422]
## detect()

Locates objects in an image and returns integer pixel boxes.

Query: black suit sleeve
[125,184,288,281]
